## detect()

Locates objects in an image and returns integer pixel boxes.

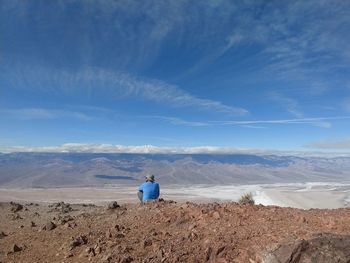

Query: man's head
[145,174,155,182]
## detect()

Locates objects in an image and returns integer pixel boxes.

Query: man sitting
[138,174,160,204]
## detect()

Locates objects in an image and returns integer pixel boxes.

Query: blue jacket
[138,181,160,202]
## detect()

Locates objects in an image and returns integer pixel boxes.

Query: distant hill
[0,152,350,188]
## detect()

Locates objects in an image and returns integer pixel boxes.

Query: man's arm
[155,183,160,198]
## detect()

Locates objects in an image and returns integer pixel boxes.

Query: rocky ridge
[1,200,350,262]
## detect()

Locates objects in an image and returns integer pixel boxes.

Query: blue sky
[1,0,350,153]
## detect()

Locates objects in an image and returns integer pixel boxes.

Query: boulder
[262,233,350,263]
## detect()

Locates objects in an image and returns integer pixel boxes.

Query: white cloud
[2,143,350,157]
[0,108,91,121]
[305,138,350,149]
[0,143,244,154]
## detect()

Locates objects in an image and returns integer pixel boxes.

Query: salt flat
[1,182,350,209]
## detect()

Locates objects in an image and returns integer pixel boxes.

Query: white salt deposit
[1,182,350,209]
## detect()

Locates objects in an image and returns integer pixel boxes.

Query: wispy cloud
[342,98,350,112]
[143,115,210,127]
[213,116,348,128]
[239,125,267,129]
[0,108,91,121]
[149,115,350,128]
[110,71,248,115]
[181,1,350,96]
[253,2,350,93]
[305,138,350,150]
[269,92,304,118]
[6,67,248,116]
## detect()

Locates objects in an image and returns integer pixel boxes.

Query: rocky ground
[1,200,350,263]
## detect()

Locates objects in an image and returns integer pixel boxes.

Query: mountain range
[1,152,350,188]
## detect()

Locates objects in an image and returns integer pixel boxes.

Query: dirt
[1,200,350,262]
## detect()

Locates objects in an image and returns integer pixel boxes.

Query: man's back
[138,181,160,202]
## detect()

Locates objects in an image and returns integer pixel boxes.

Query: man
[138,174,160,204]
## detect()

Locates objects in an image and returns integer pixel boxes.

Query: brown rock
[59,214,74,225]
[0,231,7,239]
[65,222,77,229]
[174,217,187,225]
[94,244,102,254]
[106,229,112,238]
[69,235,88,250]
[101,253,113,262]
[64,252,73,258]
[12,213,22,220]
[10,202,23,212]
[107,201,120,210]
[216,246,225,255]
[50,202,72,213]
[213,211,221,219]
[13,244,22,253]
[43,221,56,231]
[116,233,125,239]
[79,247,96,258]
[119,256,133,263]
[188,223,197,231]
[61,203,73,213]
[157,249,165,259]
[205,247,212,261]
[86,247,96,256]
[143,239,152,248]
[263,233,350,263]
[189,231,198,240]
